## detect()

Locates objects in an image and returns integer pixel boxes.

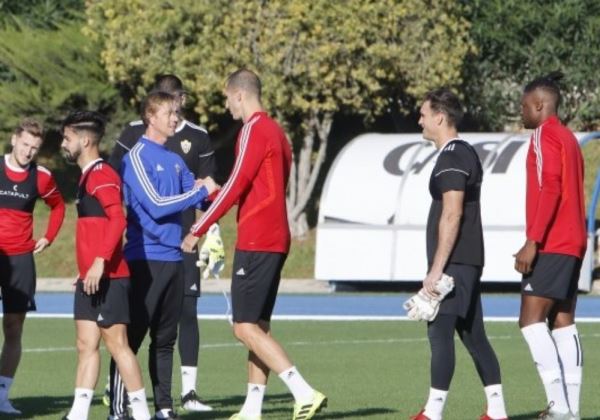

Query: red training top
[0,155,65,255]
[191,112,292,253]
[526,115,587,258]
[76,159,129,279]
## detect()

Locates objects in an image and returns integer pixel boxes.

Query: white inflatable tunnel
[315,132,595,289]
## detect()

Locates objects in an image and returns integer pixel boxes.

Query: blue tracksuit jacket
[121,137,208,262]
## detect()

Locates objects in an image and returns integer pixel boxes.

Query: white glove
[435,274,454,299]
[403,274,455,321]
[403,290,437,321]
[196,223,225,279]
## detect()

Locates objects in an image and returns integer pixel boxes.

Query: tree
[0,21,129,161]
[0,0,84,29]
[462,0,600,131]
[86,0,474,237]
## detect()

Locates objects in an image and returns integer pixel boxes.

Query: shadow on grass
[0,395,72,418]
[509,413,544,420]
[318,408,397,419]
[179,393,395,419]
[510,413,598,420]
[180,393,292,419]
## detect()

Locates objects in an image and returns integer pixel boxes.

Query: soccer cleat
[0,398,21,415]
[229,413,262,420]
[409,409,431,420]
[181,390,213,412]
[537,403,574,420]
[480,414,509,420]
[292,391,327,420]
[107,414,134,420]
[153,410,179,419]
[103,382,111,406]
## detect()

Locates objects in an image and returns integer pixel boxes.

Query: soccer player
[0,119,65,414]
[514,72,586,420]
[112,91,217,420]
[182,69,327,420]
[60,111,151,420]
[108,74,215,413]
[410,88,508,420]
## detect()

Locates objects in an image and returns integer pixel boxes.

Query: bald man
[182,69,327,420]
[514,72,586,420]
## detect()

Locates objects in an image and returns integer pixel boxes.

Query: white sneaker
[0,398,21,414]
[181,390,212,411]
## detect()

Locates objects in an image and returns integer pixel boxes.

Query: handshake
[403,274,454,321]
[194,176,219,195]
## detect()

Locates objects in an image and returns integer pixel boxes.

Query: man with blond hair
[0,119,65,414]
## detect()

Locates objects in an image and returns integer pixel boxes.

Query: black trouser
[178,295,199,366]
[427,298,501,390]
[110,259,184,413]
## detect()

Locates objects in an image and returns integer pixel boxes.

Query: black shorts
[74,277,130,327]
[0,253,36,313]
[231,250,287,323]
[521,253,581,300]
[438,263,481,319]
[182,250,201,297]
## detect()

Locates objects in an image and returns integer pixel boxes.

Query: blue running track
[13,292,600,321]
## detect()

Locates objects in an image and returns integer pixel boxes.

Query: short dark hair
[424,88,464,127]
[62,111,106,144]
[14,118,44,139]
[226,68,261,98]
[524,71,563,110]
[140,91,175,125]
[153,74,185,95]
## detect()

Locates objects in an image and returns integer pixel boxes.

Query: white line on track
[21,333,600,354]
[21,313,600,323]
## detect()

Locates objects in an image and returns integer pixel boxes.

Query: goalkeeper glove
[403,274,454,321]
[196,223,225,279]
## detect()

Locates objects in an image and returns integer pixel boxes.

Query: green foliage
[85,0,474,235]
[86,0,474,128]
[463,0,600,130]
[0,0,84,29]
[0,21,132,163]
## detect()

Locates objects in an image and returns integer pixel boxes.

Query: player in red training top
[60,111,151,420]
[514,72,586,419]
[0,119,65,415]
[182,69,327,420]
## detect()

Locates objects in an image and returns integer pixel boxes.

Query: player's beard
[61,148,79,165]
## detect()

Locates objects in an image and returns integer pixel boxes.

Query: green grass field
[5,319,600,419]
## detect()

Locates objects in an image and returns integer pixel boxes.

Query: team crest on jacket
[180,139,191,154]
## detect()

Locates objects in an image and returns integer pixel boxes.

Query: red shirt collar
[247,111,267,122]
[541,115,560,126]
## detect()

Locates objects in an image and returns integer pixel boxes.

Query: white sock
[0,376,13,400]
[181,366,197,396]
[521,323,569,413]
[552,324,582,414]
[423,387,447,420]
[239,383,266,417]
[278,366,314,404]
[127,388,151,420]
[67,388,93,420]
[484,384,508,419]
